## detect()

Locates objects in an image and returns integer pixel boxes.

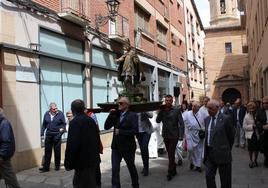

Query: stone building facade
[204,0,249,104]
[0,0,187,171]
[238,0,268,100]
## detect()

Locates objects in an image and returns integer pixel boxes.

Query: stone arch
[222,88,241,104]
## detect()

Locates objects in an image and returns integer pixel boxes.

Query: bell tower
[208,0,240,26]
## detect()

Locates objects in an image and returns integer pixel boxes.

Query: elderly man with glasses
[40,102,66,172]
[104,96,139,188]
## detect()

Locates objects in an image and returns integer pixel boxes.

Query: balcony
[109,14,129,43]
[58,0,89,26]
[164,6,169,21]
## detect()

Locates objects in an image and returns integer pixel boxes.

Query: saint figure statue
[115,40,146,93]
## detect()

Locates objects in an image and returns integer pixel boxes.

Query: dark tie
[209,117,215,145]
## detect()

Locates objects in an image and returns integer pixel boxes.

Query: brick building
[0,0,187,171]
[204,0,249,104]
[238,0,268,100]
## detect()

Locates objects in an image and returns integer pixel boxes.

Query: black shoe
[143,170,149,176]
[55,166,60,171]
[190,163,194,170]
[39,167,49,172]
[249,162,254,168]
[195,167,202,172]
[166,174,172,181]
[177,159,183,166]
[158,148,165,155]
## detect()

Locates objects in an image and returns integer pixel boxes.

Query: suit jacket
[104,110,138,152]
[233,105,247,126]
[204,113,235,165]
[255,108,268,152]
[64,113,101,170]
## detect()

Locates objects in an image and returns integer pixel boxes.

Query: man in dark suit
[256,96,268,168]
[64,99,101,188]
[104,96,139,188]
[204,99,235,188]
[233,98,247,148]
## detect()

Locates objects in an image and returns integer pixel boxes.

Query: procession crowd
[0,95,268,188]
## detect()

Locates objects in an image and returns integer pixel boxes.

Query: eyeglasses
[118,102,124,105]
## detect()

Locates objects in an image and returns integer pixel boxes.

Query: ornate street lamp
[106,0,120,17]
[95,0,120,30]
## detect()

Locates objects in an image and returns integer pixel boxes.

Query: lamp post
[151,80,156,101]
[95,0,120,30]
[106,73,110,103]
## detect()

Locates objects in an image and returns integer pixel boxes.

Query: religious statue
[115,41,146,93]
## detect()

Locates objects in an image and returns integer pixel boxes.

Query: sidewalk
[3,147,268,188]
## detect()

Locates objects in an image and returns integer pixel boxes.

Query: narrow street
[5,147,268,188]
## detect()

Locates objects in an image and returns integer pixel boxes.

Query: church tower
[208,0,240,26]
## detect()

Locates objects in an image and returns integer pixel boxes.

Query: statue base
[97,101,162,112]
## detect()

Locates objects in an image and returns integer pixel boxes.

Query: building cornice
[204,25,244,33]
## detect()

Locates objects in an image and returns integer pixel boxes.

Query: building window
[157,23,167,46]
[135,6,151,34]
[186,8,189,23]
[188,33,191,50]
[40,57,85,139]
[225,42,232,53]
[92,68,123,130]
[196,22,200,35]
[197,43,201,58]
[220,0,226,14]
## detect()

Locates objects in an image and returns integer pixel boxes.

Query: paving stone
[26,175,46,183]
[44,177,61,186]
[16,147,268,188]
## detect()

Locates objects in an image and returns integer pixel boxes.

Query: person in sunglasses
[104,96,139,188]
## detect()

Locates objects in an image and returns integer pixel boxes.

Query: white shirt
[237,108,240,121]
[207,111,219,146]
[49,112,56,121]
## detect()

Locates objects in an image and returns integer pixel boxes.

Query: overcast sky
[194,0,210,27]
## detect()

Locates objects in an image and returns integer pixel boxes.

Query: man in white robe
[184,101,205,172]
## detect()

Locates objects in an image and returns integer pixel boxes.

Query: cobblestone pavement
[1,147,267,188]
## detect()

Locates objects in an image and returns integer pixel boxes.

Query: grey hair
[208,99,220,108]
[119,96,130,105]
[49,102,57,108]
